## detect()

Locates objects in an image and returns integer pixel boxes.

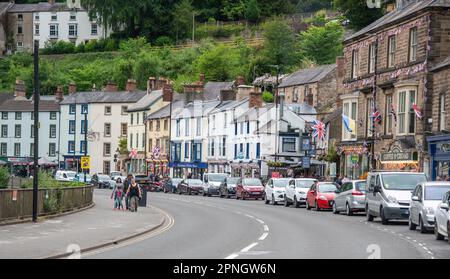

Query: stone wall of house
[7,12,34,53]
[431,66,450,133]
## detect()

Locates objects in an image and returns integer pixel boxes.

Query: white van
[202,173,229,196]
[55,170,77,182]
[365,172,428,225]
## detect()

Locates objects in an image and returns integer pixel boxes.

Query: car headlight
[387,196,398,204]
[426,207,434,215]
[319,195,328,201]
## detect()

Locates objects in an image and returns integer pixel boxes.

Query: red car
[306,182,338,211]
[236,178,265,200]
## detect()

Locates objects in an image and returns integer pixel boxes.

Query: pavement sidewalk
[0,190,165,259]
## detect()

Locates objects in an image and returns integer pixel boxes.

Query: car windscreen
[243,179,262,186]
[227,178,240,185]
[98,175,111,180]
[296,180,316,188]
[208,174,228,182]
[381,174,427,191]
[66,172,76,178]
[187,179,203,185]
[172,179,182,184]
[425,186,450,200]
[272,179,291,187]
[318,183,337,193]
[355,181,366,192]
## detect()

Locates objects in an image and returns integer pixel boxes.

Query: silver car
[409,182,450,233]
[333,180,366,215]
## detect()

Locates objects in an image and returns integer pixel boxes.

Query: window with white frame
[185,118,190,136]
[51,13,57,21]
[68,24,78,37]
[50,124,56,138]
[369,42,376,74]
[397,87,417,135]
[49,24,59,38]
[342,99,358,141]
[196,117,201,136]
[34,24,40,36]
[14,143,20,157]
[388,35,396,68]
[440,94,446,131]
[352,49,359,79]
[385,95,393,135]
[366,98,374,138]
[0,143,6,156]
[409,27,418,62]
[34,13,39,21]
[91,23,98,35]
[49,143,56,157]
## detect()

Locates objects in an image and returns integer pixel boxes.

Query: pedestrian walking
[126,179,142,212]
[123,174,133,210]
[111,184,124,210]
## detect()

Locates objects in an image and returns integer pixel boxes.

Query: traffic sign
[81,156,90,170]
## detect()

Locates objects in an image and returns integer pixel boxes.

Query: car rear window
[272,179,291,187]
[318,183,337,193]
[425,185,450,200]
[187,179,203,185]
[355,181,366,192]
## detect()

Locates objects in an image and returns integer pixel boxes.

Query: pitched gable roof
[279,65,336,88]
[60,91,146,105]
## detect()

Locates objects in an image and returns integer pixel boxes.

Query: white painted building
[59,83,145,175]
[0,80,61,170]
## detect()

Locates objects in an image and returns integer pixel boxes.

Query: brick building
[340,0,450,178]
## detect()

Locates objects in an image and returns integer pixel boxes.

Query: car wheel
[315,201,320,211]
[271,195,277,205]
[294,197,299,208]
[346,203,353,216]
[332,202,339,214]
[409,216,417,231]
[434,220,444,240]
[419,215,428,234]
[380,207,389,225]
[306,200,311,210]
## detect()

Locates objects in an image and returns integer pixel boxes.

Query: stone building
[340,0,450,178]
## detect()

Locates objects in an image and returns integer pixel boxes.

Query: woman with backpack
[126,179,142,212]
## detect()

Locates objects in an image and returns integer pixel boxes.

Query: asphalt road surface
[87,192,450,259]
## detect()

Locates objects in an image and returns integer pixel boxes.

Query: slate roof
[279,65,336,88]
[209,98,249,114]
[145,100,185,120]
[60,91,146,105]
[173,100,221,119]
[345,0,450,43]
[235,104,275,122]
[7,2,83,13]
[0,93,14,106]
[127,90,163,112]
[203,82,234,101]
[0,99,59,112]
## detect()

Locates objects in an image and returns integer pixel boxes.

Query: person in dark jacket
[126,179,142,212]
[123,174,133,210]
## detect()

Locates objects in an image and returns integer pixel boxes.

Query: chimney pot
[163,83,174,102]
[105,81,118,92]
[55,85,64,102]
[14,79,26,99]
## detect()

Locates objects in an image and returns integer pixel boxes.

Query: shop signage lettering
[438,143,450,153]
[381,152,412,161]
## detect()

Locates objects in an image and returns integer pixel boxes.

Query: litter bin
[138,186,148,207]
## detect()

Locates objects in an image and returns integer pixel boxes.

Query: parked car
[92,174,115,189]
[365,172,428,225]
[74,173,92,184]
[55,170,77,182]
[177,179,204,195]
[333,180,366,215]
[219,177,240,198]
[285,178,317,208]
[409,182,450,233]
[236,178,265,200]
[434,190,450,243]
[264,178,291,205]
[306,182,338,211]
[163,178,183,193]
[202,173,229,197]
[110,171,123,181]
[114,176,127,184]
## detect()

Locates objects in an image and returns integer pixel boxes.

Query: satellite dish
[67,0,82,9]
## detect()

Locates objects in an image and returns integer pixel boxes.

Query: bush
[0,167,10,189]
[41,40,75,55]
[155,36,174,46]
[195,24,246,40]
[84,39,99,52]
[262,91,274,103]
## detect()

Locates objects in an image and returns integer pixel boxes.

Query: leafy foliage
[262,91,274,103]
[333,0,385,31]
[0,167,10,189]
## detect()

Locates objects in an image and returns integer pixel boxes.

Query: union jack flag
[412,103,423,119]
[312,120,326,141]
[372,105,382,125]
[129,148,138,159]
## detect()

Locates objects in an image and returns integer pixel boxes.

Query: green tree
[133,53,163,89]
[245,0,261,22]
[173,0,195,43]
[260,19,299,72]
[262,91,274,103]
[333,0,385,30]
[296,0,332,13]
[221,0,246,20]
[299,21,344,65]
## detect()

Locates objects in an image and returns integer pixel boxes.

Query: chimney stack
[236,85,255,101]
[163,82,174,102]
[105,81,118,92]
[68,81,77,95]
[55,85,64,102]
[220,89,236,102]
[48,0,55,5]
[155,78,168,91]
[236,76,246,86]
[126,79,137,92]
[14,79,26,99]
[249,91,263,109]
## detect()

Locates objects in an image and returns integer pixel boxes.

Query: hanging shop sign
[338,145,368,155]
[381,151,413,162]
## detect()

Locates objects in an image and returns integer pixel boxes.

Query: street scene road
[87,191,450,259]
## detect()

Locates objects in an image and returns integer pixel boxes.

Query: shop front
[338,144,369,180]
[231,162,260,178]
[146,157,169,177]
[380,148,419,172]
[169,161,208,179]
[63,155,82,172]
[207,160,230,174]
[428,135,450,180]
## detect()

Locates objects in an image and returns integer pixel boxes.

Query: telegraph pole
[32,40,39,223]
